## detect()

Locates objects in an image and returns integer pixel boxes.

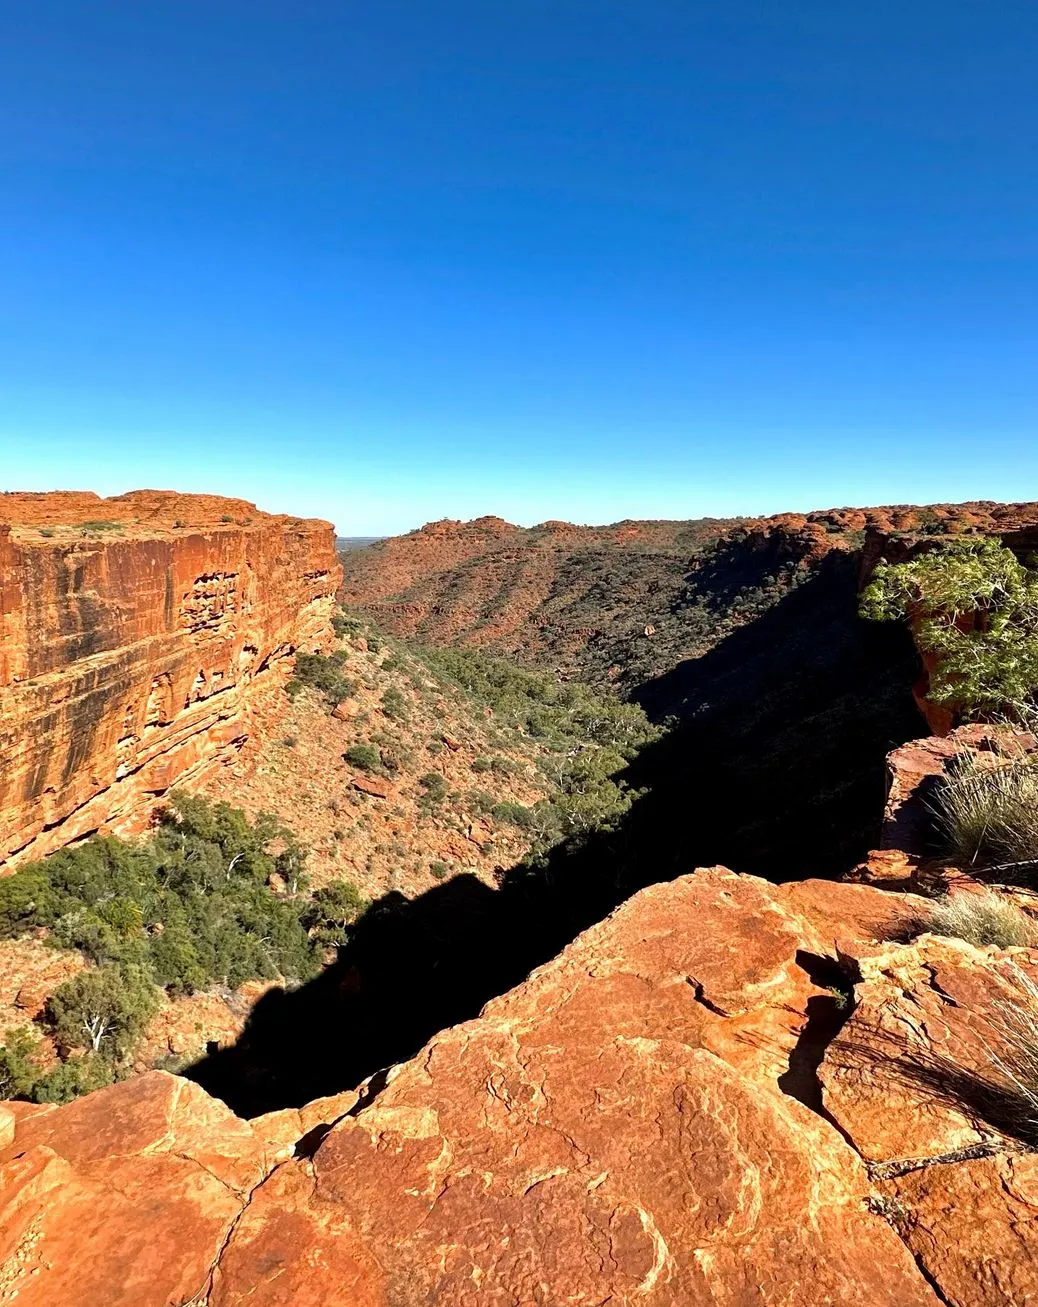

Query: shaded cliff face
[4,866,1036,1306]
[0,490,341,865]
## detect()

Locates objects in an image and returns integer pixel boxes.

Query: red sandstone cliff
[0,490,341,866]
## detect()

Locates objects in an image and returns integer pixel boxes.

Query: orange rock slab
[10,870,1038,1304]
[0,1072,276,1307]
[212,871,937,1306]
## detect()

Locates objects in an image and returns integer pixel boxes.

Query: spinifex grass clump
[932,752,1038,876]
[985,966,1038,1146]
[927,890,1038,950]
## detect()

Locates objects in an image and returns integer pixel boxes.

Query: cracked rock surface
[2,868,1035,1304]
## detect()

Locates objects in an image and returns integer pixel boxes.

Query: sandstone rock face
[0,491,341,866]
[0,868,978,1306]
[2,866,1035,1304]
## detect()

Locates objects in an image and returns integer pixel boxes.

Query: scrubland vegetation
[288,611,661,861]
[0,796,367,1103]
[392,642,660,850]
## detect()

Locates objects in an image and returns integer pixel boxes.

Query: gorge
[2,491,1038,1306]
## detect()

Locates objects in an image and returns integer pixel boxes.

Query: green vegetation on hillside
[287,649,356,705]
[409,643,660,850]
[861,538,1038,720]
[288,614,661,858]
[0,796,366,1103]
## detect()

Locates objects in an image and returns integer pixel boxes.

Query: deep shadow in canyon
[188,552,924,1115]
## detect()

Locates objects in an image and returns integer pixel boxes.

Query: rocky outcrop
[0,490,341,866]
[879,724,1038,872]
[3,866,1034,1305]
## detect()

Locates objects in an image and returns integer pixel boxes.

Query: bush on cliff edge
[860,537,1038,721]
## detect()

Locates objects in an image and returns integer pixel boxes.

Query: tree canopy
[860,537,1038,719]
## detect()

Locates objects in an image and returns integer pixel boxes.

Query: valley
[3,490,1038,1304]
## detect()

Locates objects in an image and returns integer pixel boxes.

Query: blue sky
[1,1,1035,534]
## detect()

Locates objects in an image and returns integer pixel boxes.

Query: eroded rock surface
[0,490,341,865]
[3,867,1035,1304]
[8,867,1015,1306]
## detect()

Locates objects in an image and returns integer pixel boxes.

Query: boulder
[350,775,392,800]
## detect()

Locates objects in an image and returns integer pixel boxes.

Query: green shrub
[0,1028,40,1098]
[46,964,159,1057]
[418,771,448,802]
[300,881,368,948]
[381,687,410,721]
[287,650,357,706]
[345,743,382,772]
[429,861,449,881]
[490,801,534,828]
[332,610,366,639]
[861,538,1038,719]
[30,1053,115,1105]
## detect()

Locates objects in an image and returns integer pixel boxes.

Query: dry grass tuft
[981,964,1038,1146]
[932,751,1038,876]
[858,960,1038,1149]
[927,890,1038,950]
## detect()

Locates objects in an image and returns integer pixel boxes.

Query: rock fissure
[868,1142,1020,1181]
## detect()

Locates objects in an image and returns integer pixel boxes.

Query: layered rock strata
[0,490,340,865]
[3,866,1034,1304]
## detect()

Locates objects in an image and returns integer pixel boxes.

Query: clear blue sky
[1,2,1035,534]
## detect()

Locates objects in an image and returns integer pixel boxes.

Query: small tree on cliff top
[860,537,1038,720]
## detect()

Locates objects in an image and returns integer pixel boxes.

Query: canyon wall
[0,490,341,866]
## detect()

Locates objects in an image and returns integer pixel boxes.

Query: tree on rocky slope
[46,964,159,1057]
[861,537,1038,720]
